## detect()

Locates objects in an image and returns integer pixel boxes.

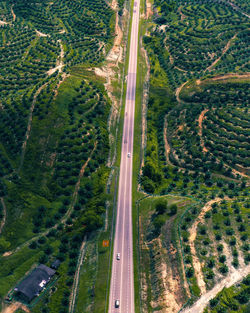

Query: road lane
[108,1,140,312]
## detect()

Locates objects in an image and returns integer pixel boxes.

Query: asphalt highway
[108,1,140,312]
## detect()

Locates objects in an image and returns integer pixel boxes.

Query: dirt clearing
[198,109,209,153]
[1,302,29,313]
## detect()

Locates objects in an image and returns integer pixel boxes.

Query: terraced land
[0,0,118,312]
[139,0,250,311]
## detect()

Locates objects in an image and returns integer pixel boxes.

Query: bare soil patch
[176,81,188,103]
[146,0,153,19]
[11,6,16,22]
[161,216,190,312]
[35,30,49,37]
[107,12,123,64]
[0,20,8,26]
[47,40,64,75]
[198,109,209,153]
[211,72,250,81]
[1,302,29,313]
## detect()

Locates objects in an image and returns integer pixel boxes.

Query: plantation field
[139,0,250,311]
[0,0,118,312]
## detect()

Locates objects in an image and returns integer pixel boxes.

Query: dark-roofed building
[14,264,55,303]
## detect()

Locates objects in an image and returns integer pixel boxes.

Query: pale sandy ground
[198,109,209,153]
[1,302,29,313]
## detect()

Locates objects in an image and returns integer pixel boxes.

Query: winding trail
[11,6,16,21]
[68,238,87,313]
[47,40,64,75]
[175,81,188,103]
[205,34,238,72]
[198,109,209,153]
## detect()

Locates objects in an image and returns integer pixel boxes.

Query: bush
[153,215,166,232]
[219,265,228,274]
[169,204,177,216]
[210,297,219,308]
[155,199,168,214]
[186,267,194,278]
[219,255,226,263]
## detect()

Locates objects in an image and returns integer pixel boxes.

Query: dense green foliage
[141,0,250,308]
[142,0,250,192]
[0,0,115,311]
[168,80,249,176]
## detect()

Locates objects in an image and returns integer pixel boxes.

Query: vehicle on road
[127,153,131,158]
[115,300,120,308]
[116,253,120,260]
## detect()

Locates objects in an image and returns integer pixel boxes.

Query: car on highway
[115,299,120,308]
[127,152,131,158]
[116,253,120,260]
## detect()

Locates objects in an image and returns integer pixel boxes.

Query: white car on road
[116,253,120,260]
[115,299,120,308]
[127,153,131,158]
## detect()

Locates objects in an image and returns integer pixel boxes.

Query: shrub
[169,204,177,216]
[155,199,168,214]
[219,265,228,274]
[186,267,194,278]
[219,255,226,263]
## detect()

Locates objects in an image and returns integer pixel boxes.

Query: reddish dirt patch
[198,109,209,153]
[11,6,16,21]
[211,72,250,81]
[176,81,188,103]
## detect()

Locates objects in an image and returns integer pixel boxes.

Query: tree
[186,267,194,278]
[0,238,10,252]
[153,215,166,232]
[155,199,168,215]
[169,204,177,216]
